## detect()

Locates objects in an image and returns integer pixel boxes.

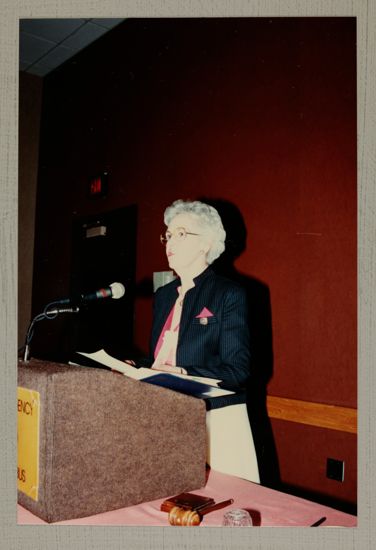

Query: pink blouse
[152,287,186,368]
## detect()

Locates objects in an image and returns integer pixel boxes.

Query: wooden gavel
[168,498,234,526]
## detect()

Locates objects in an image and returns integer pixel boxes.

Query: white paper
[75,349,224,387]
[76,349,147,379]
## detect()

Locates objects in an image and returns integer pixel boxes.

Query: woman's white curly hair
[164,199,226,265]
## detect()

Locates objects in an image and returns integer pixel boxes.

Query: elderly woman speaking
[137,199,259,483]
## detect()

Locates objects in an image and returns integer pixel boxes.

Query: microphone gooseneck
[23,306,80,362]
[22,283,125,363]
[44,306,80,316]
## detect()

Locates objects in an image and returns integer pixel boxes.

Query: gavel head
[168,506,201,526]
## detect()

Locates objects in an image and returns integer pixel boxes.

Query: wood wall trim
[266,396,357,434]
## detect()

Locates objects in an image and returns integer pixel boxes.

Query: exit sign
[89,172,108,198]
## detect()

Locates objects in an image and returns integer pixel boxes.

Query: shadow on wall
[200,197,280,488]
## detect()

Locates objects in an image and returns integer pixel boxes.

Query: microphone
[57,282,126,305]
[80,282,126,302]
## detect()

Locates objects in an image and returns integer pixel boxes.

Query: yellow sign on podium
[17,387,40,501]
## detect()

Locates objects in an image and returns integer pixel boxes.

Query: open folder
[71,349,234,399]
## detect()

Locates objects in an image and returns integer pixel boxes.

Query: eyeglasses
[160,227,201,245]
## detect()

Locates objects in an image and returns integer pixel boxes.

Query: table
[17,468,356,527]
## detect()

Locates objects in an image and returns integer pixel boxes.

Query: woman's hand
[111,359,137,375]
[151,363,187,375]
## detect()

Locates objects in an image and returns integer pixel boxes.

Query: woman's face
[164,213,210,272]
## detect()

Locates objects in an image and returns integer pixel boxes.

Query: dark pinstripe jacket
[140,268,251,394]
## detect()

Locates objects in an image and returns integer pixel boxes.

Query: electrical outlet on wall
[326,458,345,482]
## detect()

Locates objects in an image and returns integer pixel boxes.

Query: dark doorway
[30,205,137,363]
[67,205,137,360]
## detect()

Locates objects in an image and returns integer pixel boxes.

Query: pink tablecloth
[18,468,357,527]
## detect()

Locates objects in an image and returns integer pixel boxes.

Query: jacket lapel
[153,283,179,346]
[178,268,213,342]
[178,291,197,342]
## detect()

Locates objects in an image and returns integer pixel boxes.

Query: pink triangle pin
[196,307,214,318]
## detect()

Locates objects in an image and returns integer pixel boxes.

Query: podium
[17,359,207,523]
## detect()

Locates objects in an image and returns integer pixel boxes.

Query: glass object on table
[222,508,253,526]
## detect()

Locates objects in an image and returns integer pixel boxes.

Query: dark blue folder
[142,373,220,399]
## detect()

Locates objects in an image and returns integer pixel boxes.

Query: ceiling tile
[37,45,77,69]
[19,60,30,71]
[90,19,125,29]
[62,22,108,51]
[19,18,125,76]
[25,64,50,77]
[19,32,55,65]
[20,19,89,43]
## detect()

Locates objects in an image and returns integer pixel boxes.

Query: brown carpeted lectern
[17,359,207,523]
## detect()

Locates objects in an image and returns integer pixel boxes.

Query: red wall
[31,17,357,508]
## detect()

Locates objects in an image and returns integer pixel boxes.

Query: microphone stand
[23,304,80,362]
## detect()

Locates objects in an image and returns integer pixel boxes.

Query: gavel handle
[168,499,234,526]
[199,498,234,516]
